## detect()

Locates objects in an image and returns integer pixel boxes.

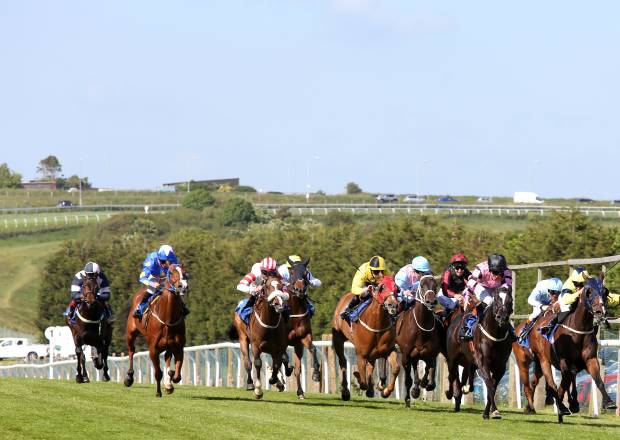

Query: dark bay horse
[513,277,615,423]
[66,277,112,383]
[446,288,513,419]
[331,276,400,400]
[285,258,321,400]
[124,264,187,397]
[395,274,443,407]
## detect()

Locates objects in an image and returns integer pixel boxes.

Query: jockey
[438,253,471,314]
[236,257,283,315]
[133,244,188,318]
[277,255,321,316]
[340,255,388,320]
[395,256,433,313]
[460,254,512,340]
[516,277,563,343]
[539,268,590,337]
[64,262,112,320]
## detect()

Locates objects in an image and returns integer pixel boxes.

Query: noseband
[415,274,437,310]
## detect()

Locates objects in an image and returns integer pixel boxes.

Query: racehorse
[65,277,112,383]
[395,274,443,407]
[445,288,514,419]
[331,276,400,401]
[285,258,321,399]
[124,264,187,397]
[512,276,616,423]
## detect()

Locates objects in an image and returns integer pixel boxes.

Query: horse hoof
[603,400,617,410]
[298,393,305,400]
[405,399,411,408]
[445,390,453,400]
[246,383,255,391]
[426,383,436,392]
[269,376,278,385]
[411,387,421,399]
[124,377,134,387]
[172,375,182,384]
[76,376,83,384]
[365,388,375,398]
[524,406,536,415]
[103,374,110,382]
[491,410,501,419]
[454,406,461,413]
[381,390,390,399]
[156,392,162,398]
[312,371,321,383]
[341,389,351,401]
[545,395,555,406]
[483,413,490,420]
[462,384,470,394]
[254,390,263,400]
[376,381,386,392]
[559,405,571,416]
[569,402,580,414]
[276,382,285,392]
[82,377,90,383]
[165,387,174,395]
[285,367,293,377]
[420,379,429,389]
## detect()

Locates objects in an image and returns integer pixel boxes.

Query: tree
[182,189,216,210]
[0,163,22,188]
[56,175,91,189]
[346,182,362,194]
[219,198,258,226]
[37,155,62,180]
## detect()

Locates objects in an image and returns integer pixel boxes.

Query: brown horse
[332,276,400,400]
[66,277,112,383]
[124,264,187,397]
[445,288,514,419]
[512,277,615,423]
[395,274,443,407]
[284,258,321,399]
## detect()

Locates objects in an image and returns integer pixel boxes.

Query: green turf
[0,230,75,335]
[0,379,618,440]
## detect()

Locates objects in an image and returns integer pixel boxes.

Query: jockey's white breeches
[437,291,458,310]
[528,306,543,321]
[472,285,495,306]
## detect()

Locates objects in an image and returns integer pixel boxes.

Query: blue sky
[1,1,619,198]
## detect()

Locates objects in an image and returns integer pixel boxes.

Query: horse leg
[381,350,400,399]
[164,352,174,394]
[568,374,579,413]
[558,370,575,413]
[426,358,437,391]
[74,341,84,383]
[332,329,350,401]
[293,343,305,399]
[270,354,285,392]
[252,345,264,399]
[102,339,111,382]
[353,352,368,391]
[365,361,375,398]
[301,335,321,383]
[477,367,495,419]
[124,331,137,387]
[448,361,463,412]
[281,351,293,377]
[539,357,570,423]
[376,357,387,391]
[150,348,163,398]
[517,355,536,414]
[411,358,421,399]
[171,348,183,384]
[489,367,506,419]
[403,357,413,407]
[586,357,617,410]
[239,334,254,390]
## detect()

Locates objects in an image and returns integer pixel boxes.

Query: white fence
[1,339,617,416]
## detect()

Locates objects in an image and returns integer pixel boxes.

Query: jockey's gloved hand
[180,279,188,289]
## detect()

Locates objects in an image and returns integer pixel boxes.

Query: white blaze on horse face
[499,292,507,304]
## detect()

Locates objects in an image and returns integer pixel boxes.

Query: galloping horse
[395,274,443,407]
[513,277,615,423]
[66,277,113,383]
[446,288,514,419]
[124,264,187,397]
[285,258,321,399]
[332,276,400,400]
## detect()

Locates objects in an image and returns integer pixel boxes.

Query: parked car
[476,196,493,203]
[0,337,48,362]
[402,195,426,203]
[437,196,458,203]
[575,361,617,404]
[575,198,594,203]
[57,200,74,208]
[376,194,398,203]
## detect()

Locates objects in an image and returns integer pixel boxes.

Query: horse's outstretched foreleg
[403,357,413,407]
[586,357,617,410]
[332,328,350,401]
[124,331,137,387]
[252,346,264,399]
[539,357,570,423]
[164,352,174,394]
[381,350,400,399]
[74,342,84,383]
[293,343,305,399]
[515,350,535,414]
[568,373,579,413]
[281,351,293,377]
[411,358,421,399]
[424,357,437,391]
[150,348,163,398]
[102,338,111,382]
[376,357,387,391]
[477,366,495,419]
[172,347,183,384]
[353,351,368,392]
[238,333,253,390]
[489,365,506,419]
[271,354,285,392]
[445,359,462,411]
[302,335,321,383]
[365,360,375,398]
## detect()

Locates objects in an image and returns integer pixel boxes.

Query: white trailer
[513,191,544,204]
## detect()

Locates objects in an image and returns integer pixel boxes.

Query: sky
[1,0,619,198]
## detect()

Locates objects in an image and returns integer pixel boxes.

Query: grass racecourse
[1,379,619,440]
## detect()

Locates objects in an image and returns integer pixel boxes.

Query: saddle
[344,297,372,324]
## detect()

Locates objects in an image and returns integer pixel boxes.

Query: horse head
[258,276,289,314]
[165,264,188,296]
[416,274,438,309]
[287,257,310,297]
[81,277,99,306]
[374,276,399,316]
[583,277,606,326]
[492,287,513,326]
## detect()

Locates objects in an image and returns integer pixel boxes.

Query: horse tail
[227,323,239,341]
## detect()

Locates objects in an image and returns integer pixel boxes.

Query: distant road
[0,203,180,215]
[255,203,620,217]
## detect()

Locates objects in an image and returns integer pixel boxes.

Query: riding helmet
[157,244,176,261]
[84,262,100,277]
[369,255,386,271]
[488,254,507,273]
[411,256,431,273]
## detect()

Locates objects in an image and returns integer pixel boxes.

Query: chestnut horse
[395,274,443,407]
[66,277,112,383]
[331,276,400,400]
[512,277,615,423]
[445,288,513,419]
[124,264,187,397]
[285,258,321,399]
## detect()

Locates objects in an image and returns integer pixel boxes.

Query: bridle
[415,274,437,310]
[150,266,186,327]
[76,279,104,324]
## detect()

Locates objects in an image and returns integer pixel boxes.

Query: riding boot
[64,299,78,319]
[340,295,361,320]
[133,292,151,318]
[283,304,290,322]
[540,311,570,337]
[182,301,190,316]
[517,319,534,343]
[244,294,256,311]
[459,312,478,341]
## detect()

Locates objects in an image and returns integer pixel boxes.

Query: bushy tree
[0,163,22,188]
[346,182,362,194]
[37,155,62,180]
[234,185,257,193]
[182,189,216,210]
[218,198,258,226]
